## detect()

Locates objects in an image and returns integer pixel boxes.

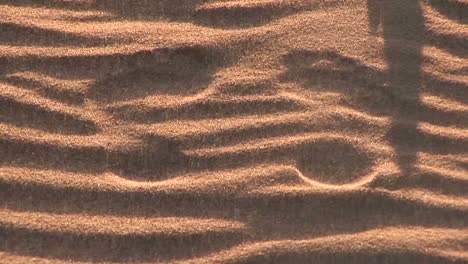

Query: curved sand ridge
[0,0,467,263]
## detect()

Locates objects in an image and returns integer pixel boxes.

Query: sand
[0,0,467,263]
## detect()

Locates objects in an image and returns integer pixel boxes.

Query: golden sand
[0,0,467,263]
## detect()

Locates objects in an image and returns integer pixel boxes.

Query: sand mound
[0,0,467,263]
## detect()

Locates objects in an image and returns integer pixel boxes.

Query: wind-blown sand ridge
[0,0,467,263]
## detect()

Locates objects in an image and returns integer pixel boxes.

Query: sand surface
[0,0,467,263]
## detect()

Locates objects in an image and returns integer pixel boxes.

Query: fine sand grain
[0,0,467,263]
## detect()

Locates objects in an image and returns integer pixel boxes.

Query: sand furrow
[2,71,89,105]
[1,0,466,262]
[182,227,468,263]
[0,209,246,262]
[1,166,467,230]
[0,83,97,134]
[111,96,305,123]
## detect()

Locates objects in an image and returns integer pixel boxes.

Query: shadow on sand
[367,0,425,177]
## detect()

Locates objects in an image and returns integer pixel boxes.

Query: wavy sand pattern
[0,0,467,263]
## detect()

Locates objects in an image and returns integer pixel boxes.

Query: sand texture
[0,0,467,263]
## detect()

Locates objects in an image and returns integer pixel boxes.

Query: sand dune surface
[0,0,467,263]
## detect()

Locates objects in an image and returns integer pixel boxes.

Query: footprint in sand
[294,140,375,186]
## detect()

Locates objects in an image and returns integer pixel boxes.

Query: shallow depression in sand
[1,0,467,262]
[295,140,374,185]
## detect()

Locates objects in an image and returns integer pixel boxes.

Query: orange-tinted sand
[0,0,467,263]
